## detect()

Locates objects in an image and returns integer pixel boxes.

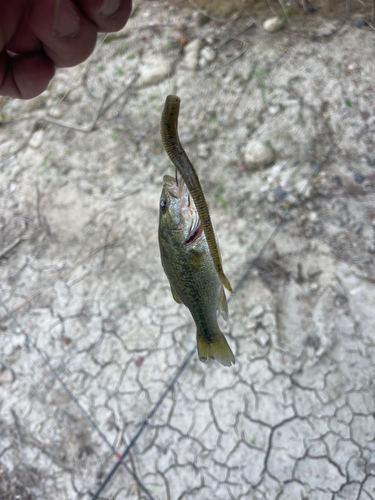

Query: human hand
[0,0,132,99]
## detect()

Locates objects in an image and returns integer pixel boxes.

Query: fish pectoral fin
[217,286,229,322]
[196,330,235,367]
[170,287,182,304]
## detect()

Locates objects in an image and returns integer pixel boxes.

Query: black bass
[158,175,235,366]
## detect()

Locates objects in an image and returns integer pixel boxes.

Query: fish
[158,175,235,367]
[160,95,233,294]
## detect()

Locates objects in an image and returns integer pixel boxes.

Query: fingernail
[100,0,121,17]
[53,0,80,37]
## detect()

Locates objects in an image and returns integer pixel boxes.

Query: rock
[201,46,216,63]
[49,107,64,118]
[182,39,201,70]
[268,104,281,115]
[255,330,269,347]
[351,14,366,27]
[29,130,44,149]
[295,179,312,199]
[249,304,264,318]
[199,57,208,69]
[263,17,284,33]
[273,187,287,200]
[242,139,275,170]
[353,172,365,183]
[197,143,210,159]
[138,57,171,87]
[285,193,298,206]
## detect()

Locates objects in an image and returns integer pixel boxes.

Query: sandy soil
[1,2,375,499]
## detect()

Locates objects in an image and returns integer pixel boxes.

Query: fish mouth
[163,175,186,199]
[185,216,203,245]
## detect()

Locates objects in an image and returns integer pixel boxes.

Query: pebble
[352,14,366,27]
[29,130,44,149]
[49,107,64,118]
[242,139,275,170]
[199,57,208,68]
[308,212,318,222]
[201,46,216,63]
[353,172,365,184]
[273,187,287,200]
[268,104,281,115]
[197,143,210,159]
[138,57,171,86]
[263,17,284,32]
[255,331,270,347]
[249,304,264,318]
[262,312,276,330]
[295,179,312,198]
[285,193,298,206]
[182,39,201,70]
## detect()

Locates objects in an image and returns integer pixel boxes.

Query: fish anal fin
[217,286,229,322]
[171,287,182,304]
[213,236,234,294]
[197,330,235,367]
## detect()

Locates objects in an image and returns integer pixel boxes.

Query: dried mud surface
[1,2,375,499]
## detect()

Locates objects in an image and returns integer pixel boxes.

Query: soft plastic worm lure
[161,94,233,294]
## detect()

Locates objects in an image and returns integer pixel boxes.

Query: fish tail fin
[197,329,235,367]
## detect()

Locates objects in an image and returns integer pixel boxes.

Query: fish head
[159,175,203,246]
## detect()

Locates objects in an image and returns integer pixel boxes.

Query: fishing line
[0,294,155,500]
[90,347,197,499]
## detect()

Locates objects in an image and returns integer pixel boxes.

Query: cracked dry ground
[1,3,375,500]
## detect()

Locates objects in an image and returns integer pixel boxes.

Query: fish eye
[160,198,167,212]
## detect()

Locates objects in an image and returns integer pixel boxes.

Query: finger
[76,0,132,33]
[0,52,55,99]
[27,0,98,68]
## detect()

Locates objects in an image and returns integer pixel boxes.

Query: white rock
[249,304,264,318]
[243,139,275,170]
[138,57,171,87]
[255,331,270,347]
[201,46,216,63]
[49,107,64,118]
[263,17,284,32]
[182,39,201,70]
[199,57,208,68]
[295,179,312,198]
[29,129,44,149]
[308,211,318,222]
[197,143,210,159]
[268,104,281,115]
